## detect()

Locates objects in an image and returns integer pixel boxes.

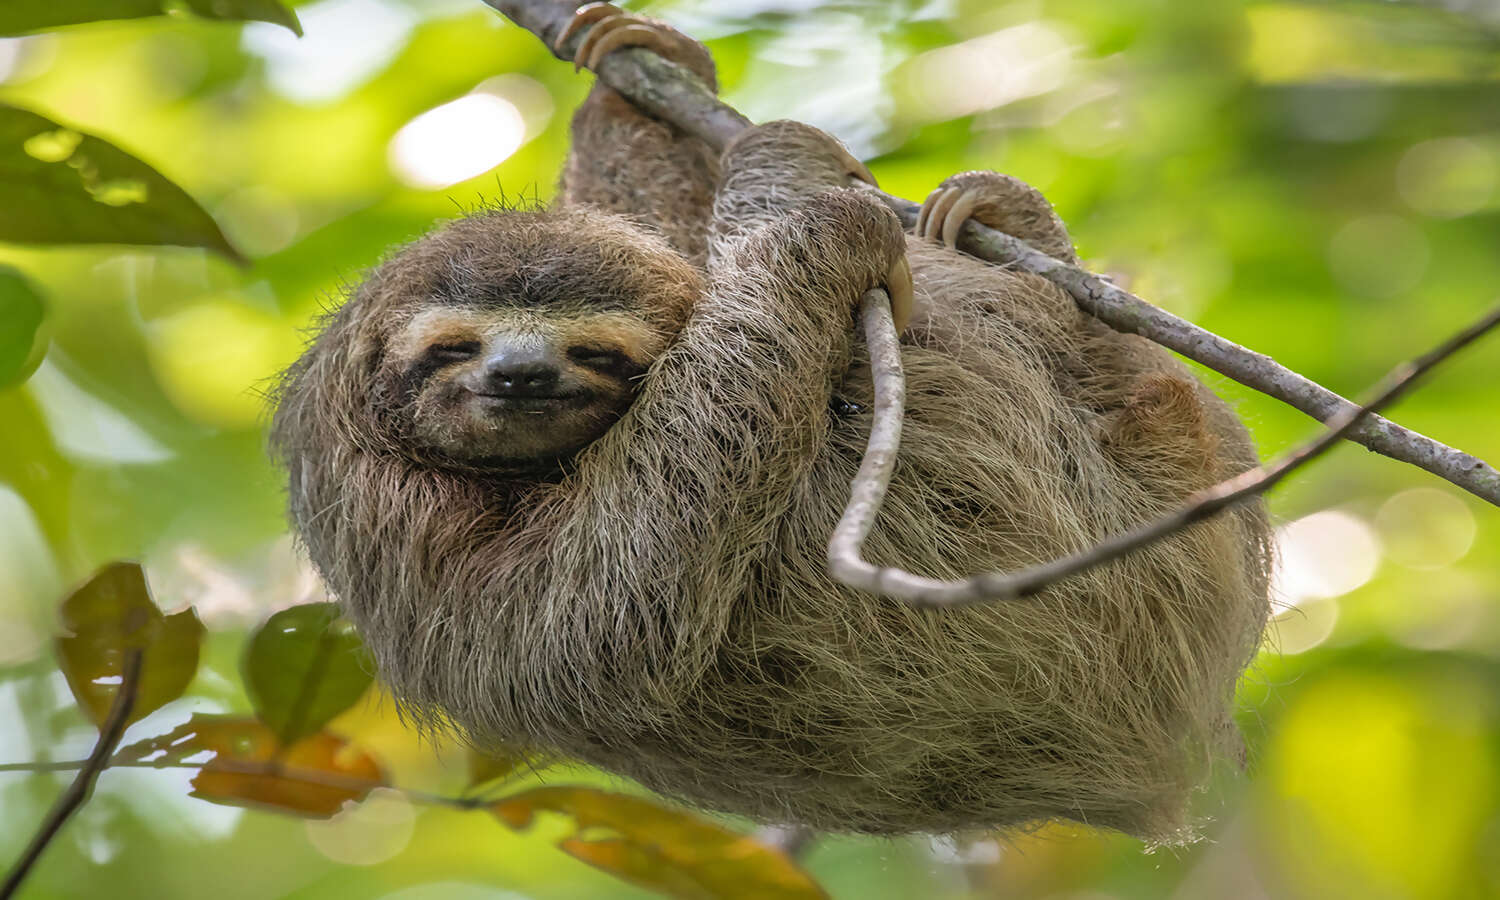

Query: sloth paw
[556,3,716,85]
[819,131,879,190]
[913,171,1076,262]
[727,120,879,189]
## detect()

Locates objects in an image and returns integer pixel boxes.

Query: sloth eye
[567,346,630,370]
[427,341,480,364]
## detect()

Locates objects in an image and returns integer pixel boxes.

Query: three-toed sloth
[271,10,1271,840]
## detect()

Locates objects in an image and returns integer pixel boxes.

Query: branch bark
[480,0,1500,507]
[830,298,1500,606]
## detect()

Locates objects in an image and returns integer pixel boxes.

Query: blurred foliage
[493,788,829,899]
[0,0,302,38]
[0,0,1498,898]
[0,265,47,387]
[55,561,202,727]
[243,602,372,744]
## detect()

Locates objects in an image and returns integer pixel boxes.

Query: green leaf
[0,265,47,388]
[243,602,374,745]
[56,561,205,728]
[180,0,301,35]
[492,787,829,900]
[0,0,301,36]
[0,103,243,260]
[117,714,384,818]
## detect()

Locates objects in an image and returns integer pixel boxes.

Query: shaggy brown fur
[270,20,1271,841]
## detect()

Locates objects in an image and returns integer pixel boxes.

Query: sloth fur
[270,29,1271,841]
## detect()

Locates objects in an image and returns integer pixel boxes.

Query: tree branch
[829,300,1500,607]
[1,649,143,900]
[480,0,1500,507]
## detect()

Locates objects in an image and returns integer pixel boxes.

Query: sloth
[270,6,1272,840]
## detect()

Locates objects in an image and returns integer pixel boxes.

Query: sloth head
[274,208,704,474]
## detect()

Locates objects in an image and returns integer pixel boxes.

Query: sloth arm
[556,13,720,266]
[537,128,907,699]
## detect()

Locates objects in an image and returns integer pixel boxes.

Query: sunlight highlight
[389,94,527,189]
[305,788,415,865]
[901,23,1073,121]
[242,0,415,103]
[1273,509,1382,604]
[1376,488,1477,570]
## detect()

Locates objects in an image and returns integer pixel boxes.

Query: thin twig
[1,649,143,900]
[0,757,808,859]
[0,756,473,811]
[479,0,1500,506]
[830,303,1500,607]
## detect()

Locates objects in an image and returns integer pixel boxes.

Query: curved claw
[916,186,960,242]
[939,191,979,249]
[581,21,676,72]
[556,2,618,57]
[885,255,914,334]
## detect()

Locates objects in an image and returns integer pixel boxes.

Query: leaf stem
[1,648,143,900]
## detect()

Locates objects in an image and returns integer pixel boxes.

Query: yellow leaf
[119,715,385,819]
[492,787,827,900]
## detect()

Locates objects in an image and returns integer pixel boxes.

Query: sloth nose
[482,346,561,396]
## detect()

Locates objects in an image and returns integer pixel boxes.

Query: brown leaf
[118,714,385,818]
[492,787,827,900]
[56,562,204,728]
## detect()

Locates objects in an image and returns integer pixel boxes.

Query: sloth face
[382,302,670,467]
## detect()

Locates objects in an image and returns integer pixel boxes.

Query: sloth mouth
[473,391,588,412]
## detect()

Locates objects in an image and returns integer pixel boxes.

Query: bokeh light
[900,24,1073,122]
[1375,488,1477,570]
[242,0,416,103]
[1326,214,1430,299]
[1270,596,1341,655]
[389,94,527,189]
[1273,510,1383,604]
[1397,137,1497,219]
[305,789,416,866]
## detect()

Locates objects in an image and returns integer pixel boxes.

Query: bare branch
[829,303,1500,607]
[480,0,1500,506]
[1,649,143,900]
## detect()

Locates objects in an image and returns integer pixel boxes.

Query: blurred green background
[3,0,1500,897]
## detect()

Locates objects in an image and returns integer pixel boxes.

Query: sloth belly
[568,253,1269,837]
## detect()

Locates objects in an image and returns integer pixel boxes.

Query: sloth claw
[915,171,1077,261]
[915,185,981,248]
[555,2,616,58]
[560,3,681,74]
[884,255,914,333]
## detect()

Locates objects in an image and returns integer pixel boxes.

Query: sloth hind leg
[1098,370,1231,495]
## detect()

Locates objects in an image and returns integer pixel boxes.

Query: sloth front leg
[555,3,720,265]
[914,171,1077,263]
[711,120,911,328]
[549,189,912,702]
